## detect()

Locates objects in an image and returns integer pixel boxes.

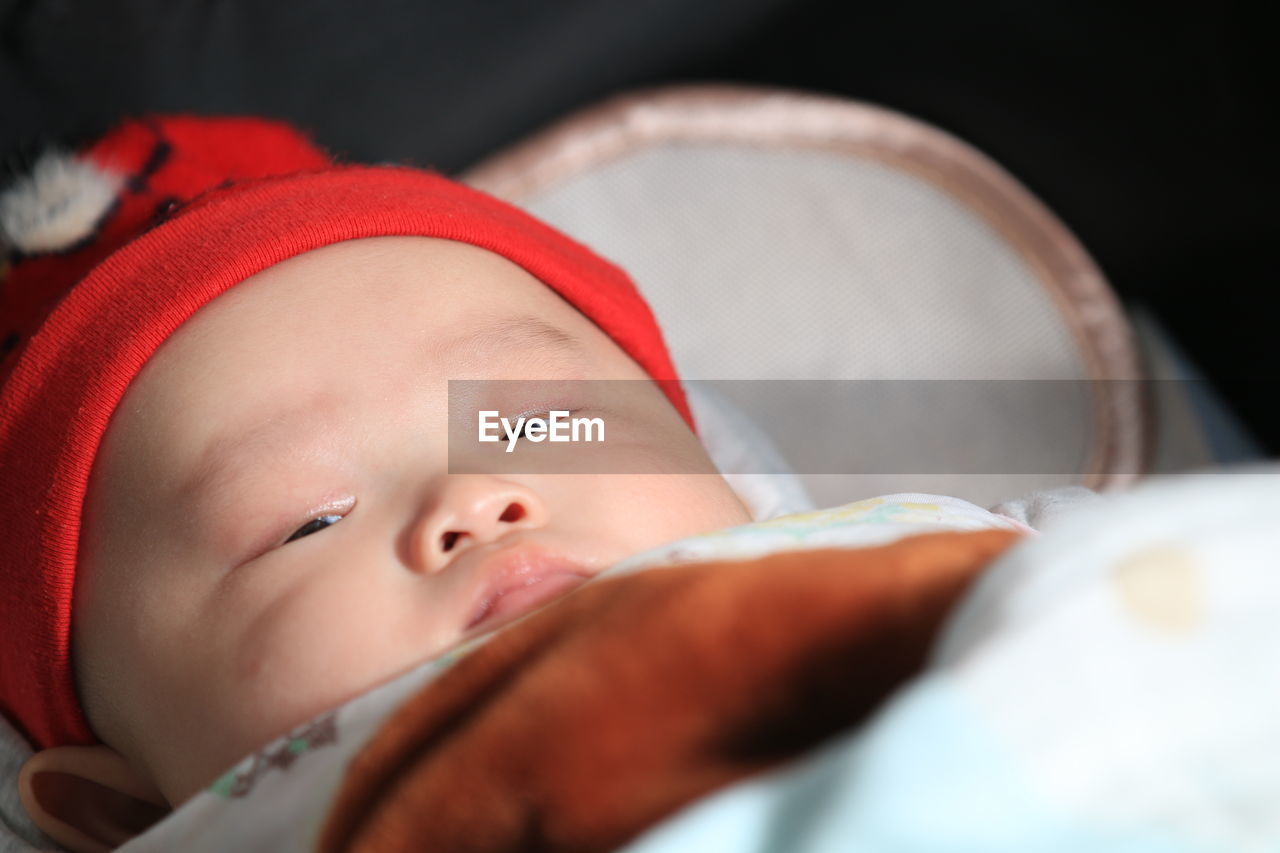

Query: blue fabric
[619,679,1202,853]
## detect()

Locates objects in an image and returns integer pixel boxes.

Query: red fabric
[0,117,333,376]
[0,117,691,750]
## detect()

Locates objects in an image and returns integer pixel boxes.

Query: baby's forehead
[90,235,632,486]
[104,313,598,497]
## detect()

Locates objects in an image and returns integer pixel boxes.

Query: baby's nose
[410,477,548,575]
[437,500,528,554]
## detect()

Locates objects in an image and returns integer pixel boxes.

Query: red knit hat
[0,116,691,750]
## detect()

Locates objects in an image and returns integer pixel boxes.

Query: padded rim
[464,84,1150,489]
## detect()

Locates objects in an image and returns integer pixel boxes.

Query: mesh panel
[522,144,1087,381]
[518,143,1096,504]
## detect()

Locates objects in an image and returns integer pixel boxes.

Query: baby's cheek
[588,474,750,555]
[212,565,454,756]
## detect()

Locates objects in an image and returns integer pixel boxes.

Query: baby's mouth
[463,546,593,634]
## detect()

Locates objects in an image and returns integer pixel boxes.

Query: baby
[0,116,755,850]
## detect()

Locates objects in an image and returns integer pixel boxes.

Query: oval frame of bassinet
[463,84,1149,491]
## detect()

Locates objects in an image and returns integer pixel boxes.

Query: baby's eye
[500,422,531,442]
[499,412,547,443]
[283,514,343,545]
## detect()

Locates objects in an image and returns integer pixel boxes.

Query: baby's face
[74,236,750,806]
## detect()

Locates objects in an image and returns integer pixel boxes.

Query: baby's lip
[462,544,594,634]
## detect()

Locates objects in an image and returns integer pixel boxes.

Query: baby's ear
[17,745,169,853]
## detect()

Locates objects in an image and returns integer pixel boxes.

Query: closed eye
[499,414,544,443]
[497,408,583,442]
[283,513,343,544]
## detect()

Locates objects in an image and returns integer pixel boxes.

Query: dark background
[3,0,1274,447]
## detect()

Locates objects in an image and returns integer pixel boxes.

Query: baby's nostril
[440,531,461,552]
[499,503,525,523]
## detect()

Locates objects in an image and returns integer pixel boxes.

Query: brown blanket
[319,529,1020,853]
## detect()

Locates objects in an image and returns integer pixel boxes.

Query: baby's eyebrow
[453,315,584,360]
